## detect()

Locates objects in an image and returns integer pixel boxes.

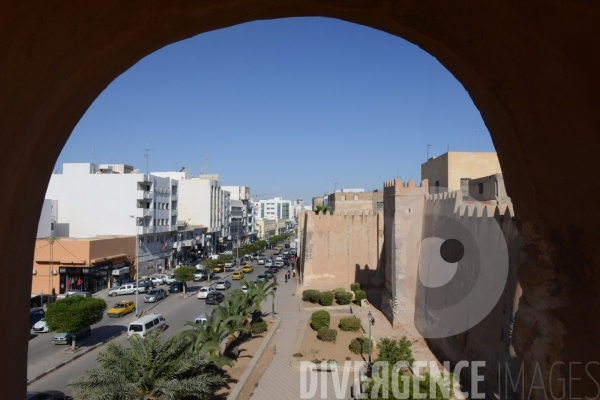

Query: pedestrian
[77,277,82,290]
[293,269,296,278]
[285,276,288,283]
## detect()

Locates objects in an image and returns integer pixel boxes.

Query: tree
[173,265,196,294]
[68,331,230,399]
[179,311,248,356]
[45,296,107,333]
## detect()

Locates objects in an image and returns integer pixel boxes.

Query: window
[341,195,346,201]
[478,183,484,194]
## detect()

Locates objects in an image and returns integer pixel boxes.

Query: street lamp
[367,311,375,369]
[129,215,140,316]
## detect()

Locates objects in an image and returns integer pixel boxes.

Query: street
[27,253,284,396]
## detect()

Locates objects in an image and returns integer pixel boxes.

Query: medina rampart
[296,209,383,289]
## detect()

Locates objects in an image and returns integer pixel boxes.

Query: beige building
[32,236,135,296]
[327,190,383,213]
[421,152,501,193]
[256,219,277,239]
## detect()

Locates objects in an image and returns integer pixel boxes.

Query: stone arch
[2,1,599,398]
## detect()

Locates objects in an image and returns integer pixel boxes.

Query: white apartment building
[45,163,178,275]
[257,197,292,220]
[291,198,306,220]
[222,185,256,245]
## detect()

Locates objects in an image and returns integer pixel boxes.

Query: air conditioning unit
[51,270,58,275]
[32,269,37,275]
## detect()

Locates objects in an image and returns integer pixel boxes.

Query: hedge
[302,289,321,304]
[251,322,268,335]
[311,310,330,331]
[319,291,334,306]
[336,291,353,305]
[354,290,367,304]
[349,337,373,355]
[317,327,337,343]
[339,316,361,332]
[350,283,362,293]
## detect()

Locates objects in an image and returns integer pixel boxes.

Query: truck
[290,241,297,250]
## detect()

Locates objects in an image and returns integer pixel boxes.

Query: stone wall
[297,209,383,288]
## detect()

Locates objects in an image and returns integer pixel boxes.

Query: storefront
[58,264,111,294]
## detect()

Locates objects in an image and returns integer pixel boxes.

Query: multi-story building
[45,163,178,281]
[421,151,501,194]
[222,185,256,245]
[257,197,291,220]
[327,190,383,213]
[291,199,307,219]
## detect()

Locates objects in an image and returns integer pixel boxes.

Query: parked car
[213,264,225,273]
[232,271,244,280]
[197,286,216,299]
[257,258,265,265]
[194,313,210,326]
[155,274,169,284]
[164,274,177,284]
[27,390,65,400]
[275,261,283,267]
[30,308,45,329]
[265,259,273,267]
[275,256,283,262]
[136,280,154,292]
[257,274,266,283]
[52,326,91,345]
[242,265,254,273]
[205,292,225,305]
[215,280,231,290]
[241,285,248,294]
[264,270,274,280]
[148,275,165,285]
[107,300,136,317]
[144,288,168,303]
[32,318,49,333]
[168,281,187,293]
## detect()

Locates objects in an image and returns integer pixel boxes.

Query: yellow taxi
[242,265,254,273]
[213,263,225,273]
[232,271,244,280]
[107,300,135,318]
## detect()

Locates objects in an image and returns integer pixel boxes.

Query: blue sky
[56,17,495,202]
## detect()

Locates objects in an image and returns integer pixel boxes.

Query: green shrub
[319,291,334,306]
[354,290,367,304]
[333,287,346,297]
[317,327,337,343]
[251,322,268,335]
[311,310,330,331]
[336,291,353,305]
[339,316,362,332]
[349,337,373,355]
[350,283,362,293]
[375,336,415,366]
[302,289,321,303]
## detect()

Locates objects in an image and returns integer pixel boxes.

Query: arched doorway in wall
[3,2,600,398]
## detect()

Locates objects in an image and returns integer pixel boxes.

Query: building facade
[222,185,256,245]
[257,197,291,220]
[326,190,383,213]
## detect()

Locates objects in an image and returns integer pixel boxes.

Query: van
[29,308,45,328]
[127,314,166,339]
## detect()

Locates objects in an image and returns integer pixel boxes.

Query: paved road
[28,254,284,396]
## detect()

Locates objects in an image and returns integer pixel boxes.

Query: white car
[148,276,164,285]
[241,285,248,294]
[258,258,265,265]
[197,286,216,299]
[265,259,273,267]
[154,274,169,284]
[275,256,283,262]
[32,318,49,333]
[164,274,176,285]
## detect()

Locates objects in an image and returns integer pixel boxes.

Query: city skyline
[55,17,495,202]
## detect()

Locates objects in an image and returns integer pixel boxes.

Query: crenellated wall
[297,209,383,288]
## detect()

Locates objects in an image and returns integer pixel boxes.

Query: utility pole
[427,144,433,160]
[143,145,152,175]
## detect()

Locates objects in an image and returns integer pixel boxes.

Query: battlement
[383,178,429,196]
[304,209,382,224]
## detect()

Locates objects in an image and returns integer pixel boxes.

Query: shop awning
[90,254,128,264]
[112,267,130,276]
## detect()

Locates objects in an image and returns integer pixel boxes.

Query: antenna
[205,154,209,175]
[334,182,338,193]
[392,170,401,180]
[91,148,94,163]
[427,144,433,160]
[447,145,450,152]
[143,144,152,175]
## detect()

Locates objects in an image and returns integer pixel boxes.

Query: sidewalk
[248,274,351,400]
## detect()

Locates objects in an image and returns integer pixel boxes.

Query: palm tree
[68,330,230,400]
[179,310,248,355]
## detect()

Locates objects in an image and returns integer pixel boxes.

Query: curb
[27,330,126,385]
[226,317,282,400]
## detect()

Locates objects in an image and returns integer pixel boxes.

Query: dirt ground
[297,315,378,364]
[215,319,275,398]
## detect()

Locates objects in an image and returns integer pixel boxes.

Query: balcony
[171,209,177,216]
[137,190,151,200]
[171,194,178,201]
[134,208,151,218]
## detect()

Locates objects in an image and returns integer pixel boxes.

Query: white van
[127,314,166,339]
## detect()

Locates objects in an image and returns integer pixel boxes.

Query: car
[108,284,137,297]
[213,264,225,273]
[265,259,273,267]
[257,258,265,265]
[148,275,164,285]
[32,318,49,333]
[205,292,225,305]
[275,256,283,262]
[264,270,274,280]
[168,281,187,293]
[164,274,177,284]
[215,280,231,290]
[283,250,289,255]
[197,286,216,299]
[30,308,45,328]
[241,285,248,294]
[155,274,169,283]
[136,280,154,292]
[107,300,136,317]
[275,261,283,267]
[194,313,210,326]
[232,271,244,280]
[27,390,65,400]
[242,265,254,273]
[144,288,168,303]
[224,262,234,270]
[194,270,208,281]
[52,326,91,345]
[273,250,280,255]
[257,274,266,283]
